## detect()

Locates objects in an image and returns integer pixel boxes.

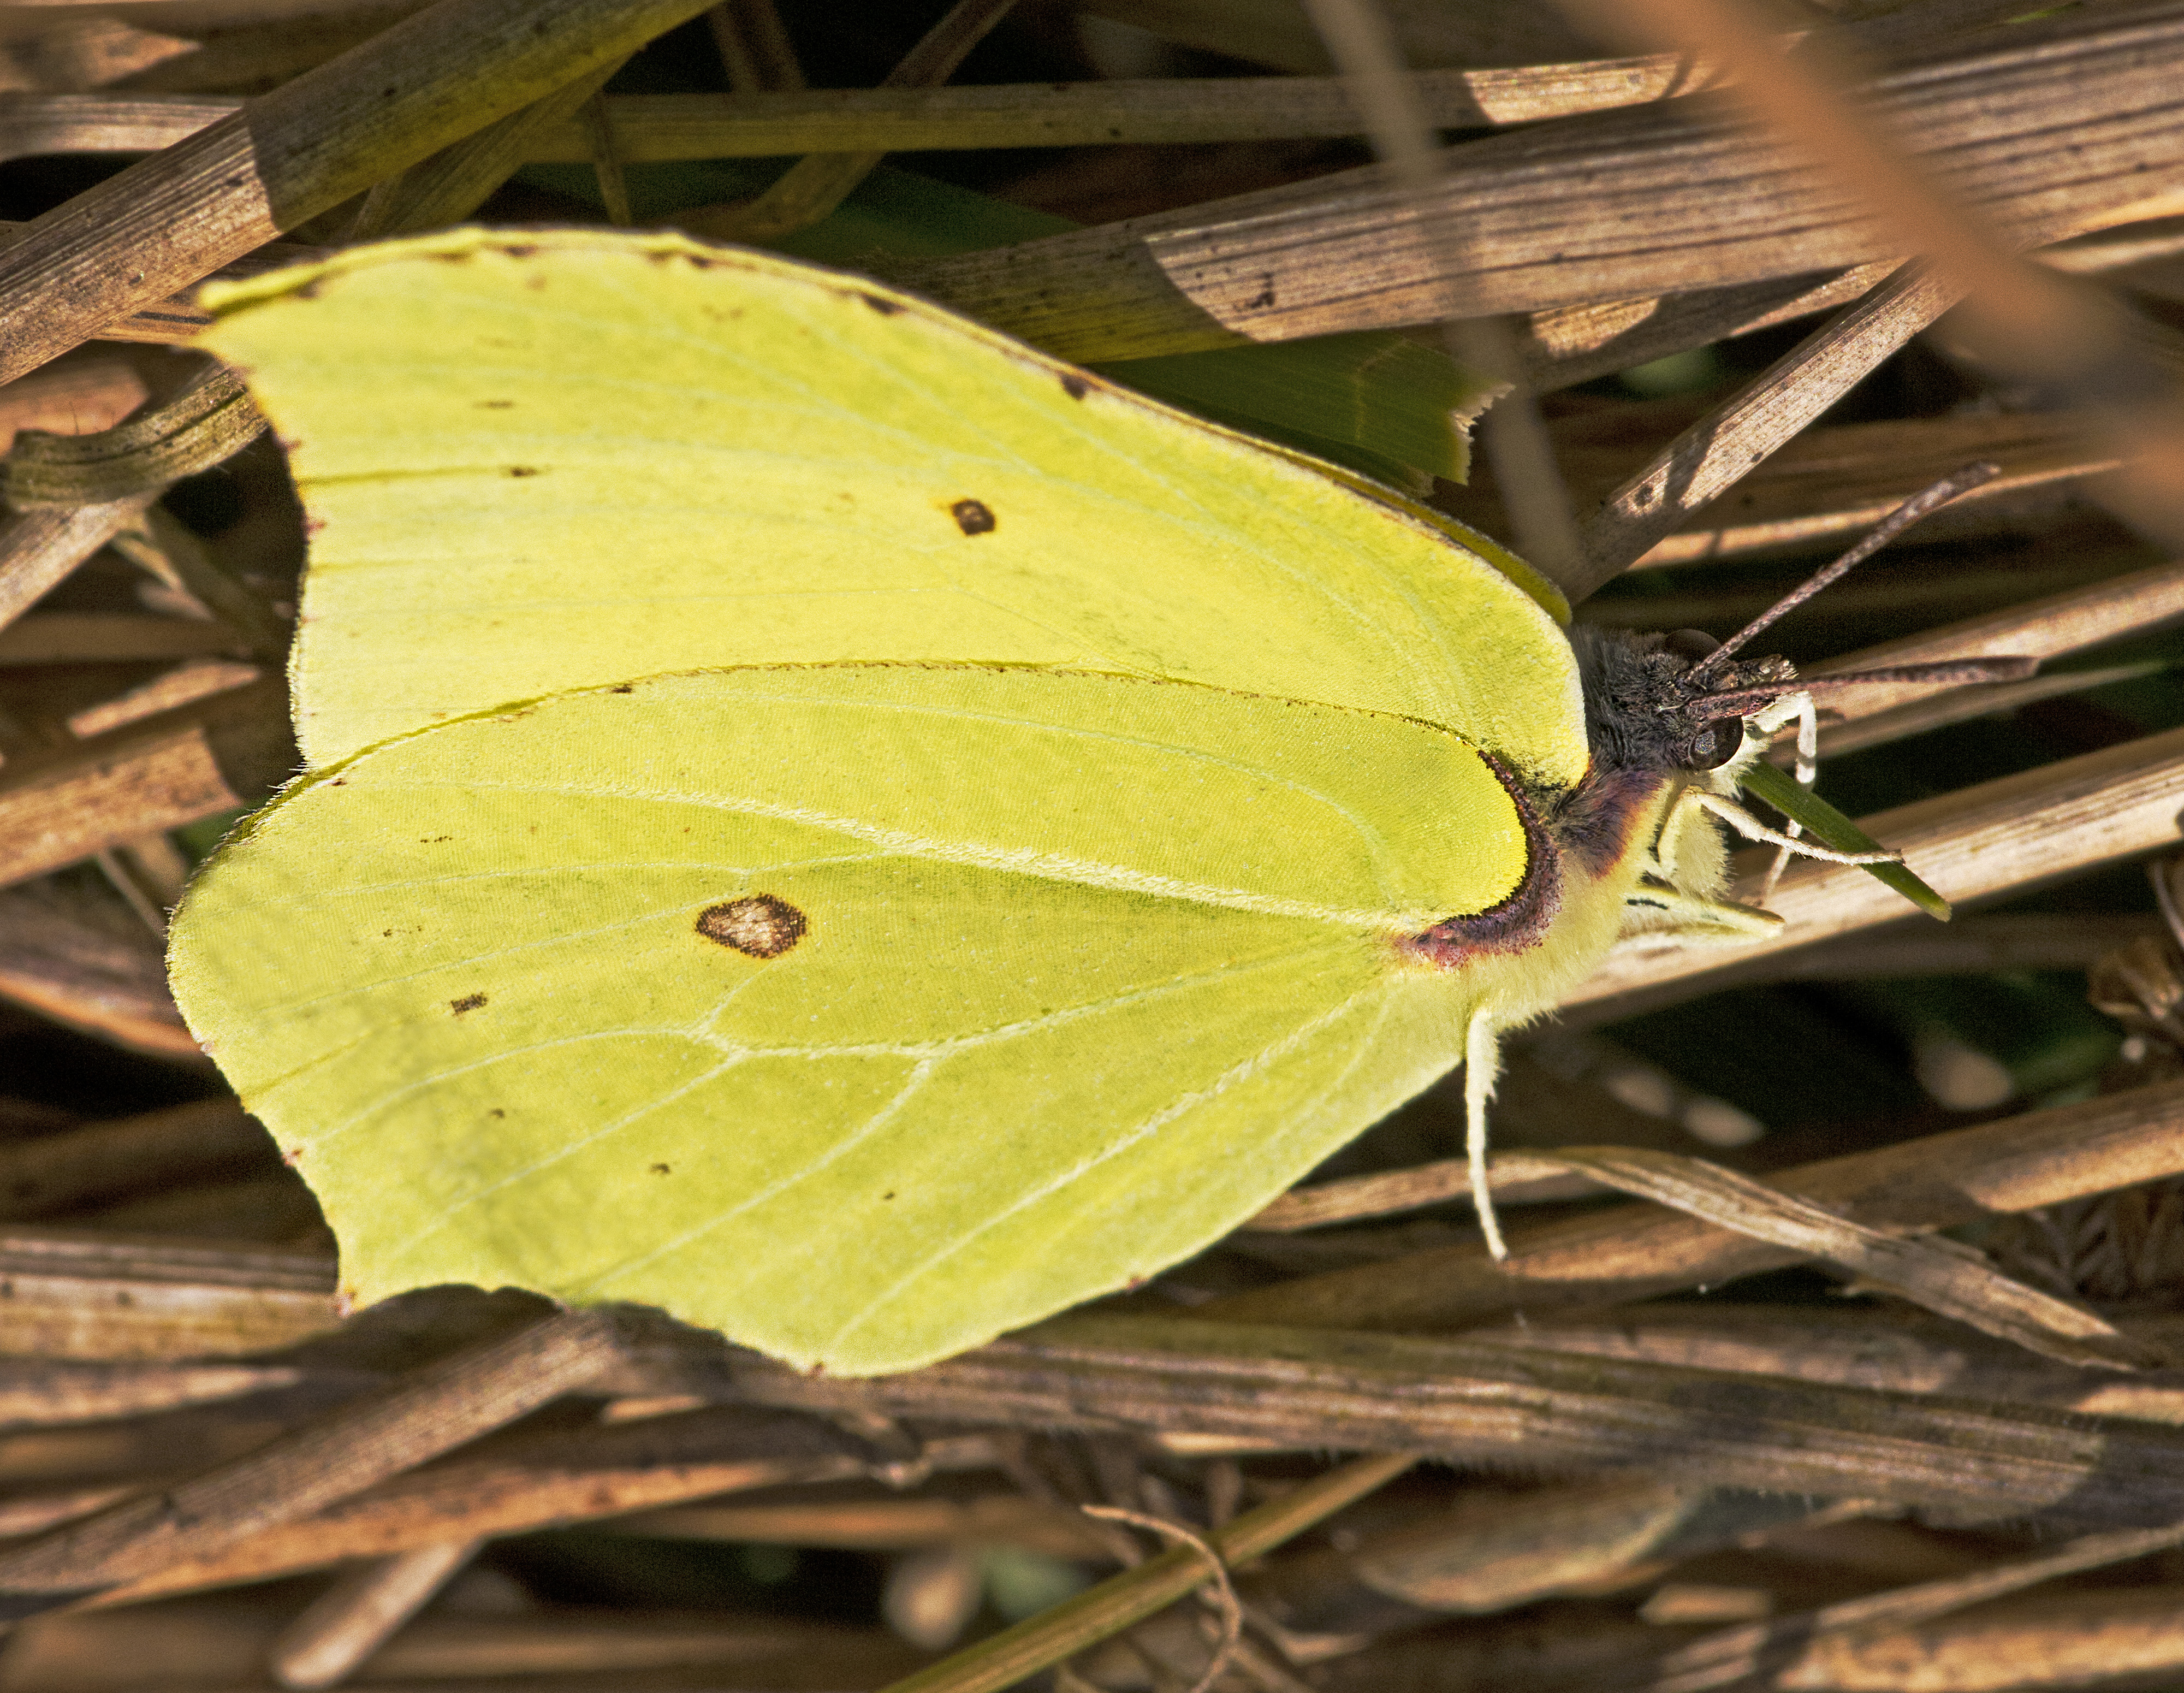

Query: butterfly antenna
[1683,461,2003,685]
[1690,657,2040,720]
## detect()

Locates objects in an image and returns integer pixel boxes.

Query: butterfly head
[1573,625,1803,782]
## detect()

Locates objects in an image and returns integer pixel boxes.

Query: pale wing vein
[566,1057,941,1302]
[391,779,1431,930]
[820,975,1405,1354]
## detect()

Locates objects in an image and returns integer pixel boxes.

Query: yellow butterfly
[169,228,1960,1373]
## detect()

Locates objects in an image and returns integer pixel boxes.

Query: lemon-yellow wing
[168,663,1562,1374]
[199,228,1583,783]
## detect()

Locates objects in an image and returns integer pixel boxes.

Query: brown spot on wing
[1060,373,1089,400]
[698,895,808,960]
[449,992,488,1015]
[950,499,996,536]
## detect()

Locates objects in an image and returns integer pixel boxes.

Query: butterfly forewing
[202,229,1587,789]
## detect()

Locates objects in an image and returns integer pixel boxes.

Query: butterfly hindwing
[169,665,1509,1371]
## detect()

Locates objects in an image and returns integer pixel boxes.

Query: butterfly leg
[1690,789,1898,865]
[1647,782,1714,889]
[1756,692,1821,901]
[1622,786,1783,939]
[1465,1003,1510,1260]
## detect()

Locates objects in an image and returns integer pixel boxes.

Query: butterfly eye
[1665,628,1721,662]
[1679,718,1745,770]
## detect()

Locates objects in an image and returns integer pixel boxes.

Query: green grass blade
[1738,757,1951,921]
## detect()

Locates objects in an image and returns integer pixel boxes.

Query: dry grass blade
[2051,213,2184,275]
[1250,1151,1607,1232]
[619,1491,1122,1558]
[1523,262,1892,392]
[892,5,2184,362]
[579,81,634,226]
[0,19,206,99]
[1,0,2176,1668]
[1460,404,2132,570]
[1471,1304,2184,1407]
[0,615,249,664]
[4,364,263,509]
[0,356,147,447]
[0,223,334,346]
[1625,407,2121,571]
[1251,1477,1865,1632]
[0,1307,618,1608]
[0,0,719,387]
[1565,724,2184,1015]
[709,0,803,93]
[0,1,448,99]
[0,1229,335,1359]
[60,659,265,742]
[0,1098,272,1222]
[1556,912,2163,1031]
[90,1406,968,1605]
[0,93,235,164]
[505,51,1728,163]
[9,1601,925,1688]
[0,879,198,1057]
[1078,0,1593,74]
[739,1312,2184,1525]
[0,1356,310,1430]
[0,672,292,891]
[1076,0,2032,78]
[1299,0,1583,581]
[1715,1585,2184,1691]
[1582,0,2184,547]
[1623,0,2177,389]
[0,498,153,632]
[1572,265,1958,595]
[123,505,290,660]
[266,1539,479,1690]
[1540,1146,2154,1370]
[1684,551,2184,798]
[1806,557,2184,691]
[1525,212,2184,392]
[1299,1588,2184,1693]
[0,1356,364,1483]
[347,52,630,240]
[1651,1517,2184,1691]
[1202,1076,2184,1332]
[1568,0,2081,354]
[871,1454,1415,1693]
[682,0,1019,242]
[1781,661,2162,765]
